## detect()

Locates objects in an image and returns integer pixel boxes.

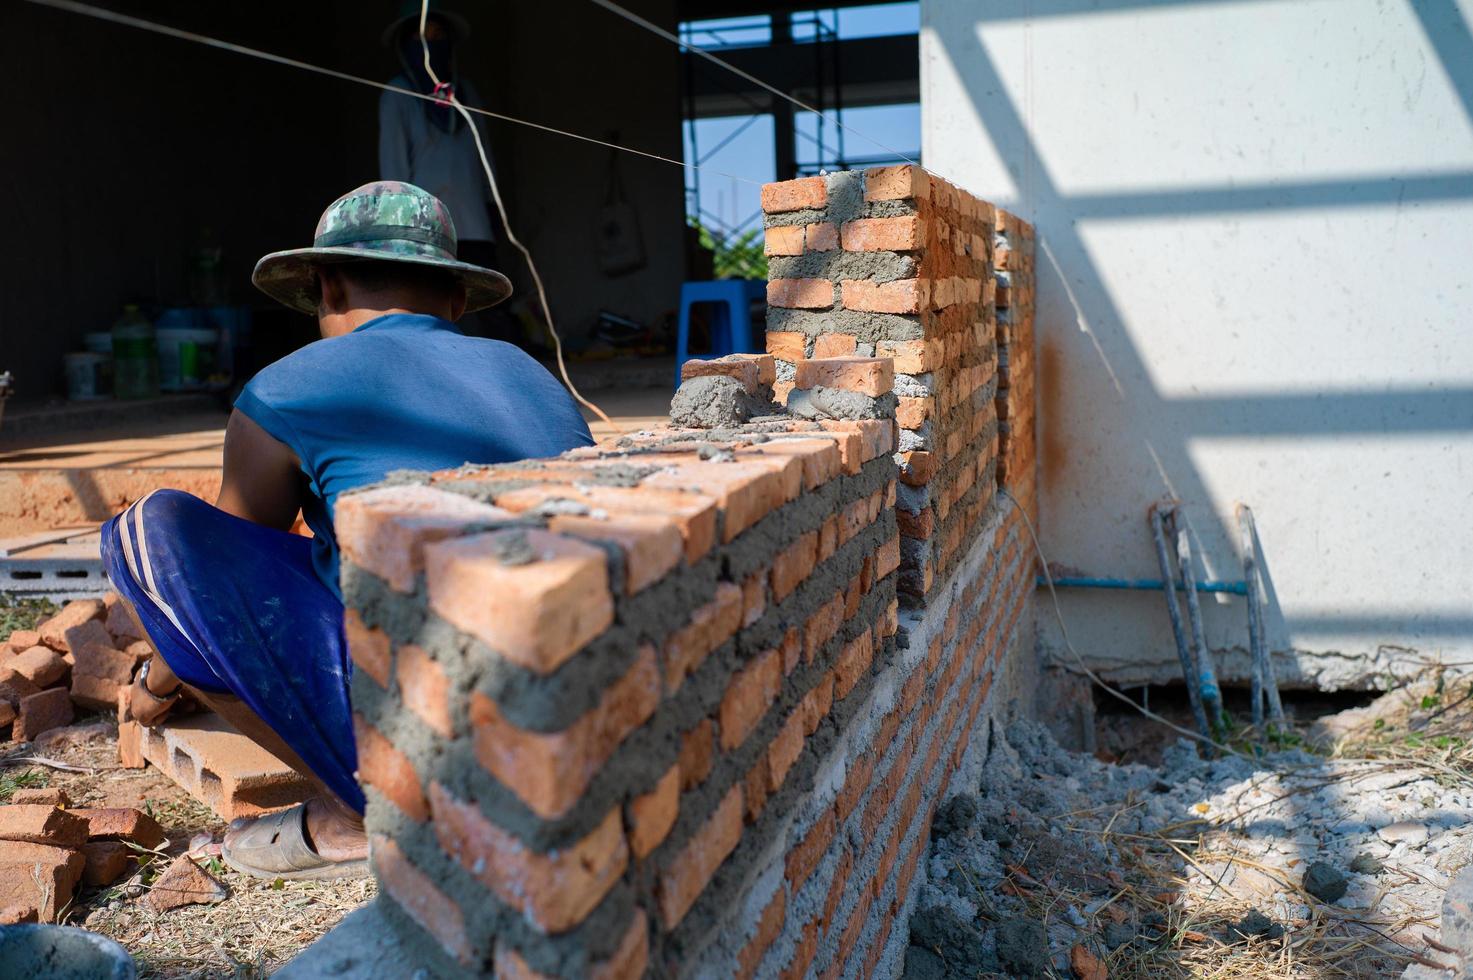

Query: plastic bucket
[65,351,111,401]
[157,327,217,391]
[0,924,136,979]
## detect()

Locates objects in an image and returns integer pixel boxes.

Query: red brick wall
[336,167,1040,978]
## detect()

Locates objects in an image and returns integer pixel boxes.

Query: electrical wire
[17,0,762,188]
[414,1,615,431]
[585,0,922,169]
[998,488,1247,760]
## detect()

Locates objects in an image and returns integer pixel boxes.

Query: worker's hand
[127,655,182,728]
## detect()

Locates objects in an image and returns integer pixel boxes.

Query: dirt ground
[1,711,375,978]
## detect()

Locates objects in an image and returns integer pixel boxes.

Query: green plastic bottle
[112,304,160,400]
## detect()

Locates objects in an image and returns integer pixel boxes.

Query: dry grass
[1,718,375,978]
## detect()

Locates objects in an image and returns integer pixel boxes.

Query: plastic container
[157,327,217,391]
[112,304,159,400]
[65,351,111,400]
[83,331,114,354]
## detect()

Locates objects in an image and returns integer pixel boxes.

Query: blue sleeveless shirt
[234,313,594,595]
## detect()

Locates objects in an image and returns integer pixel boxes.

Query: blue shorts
[100,490,363,812]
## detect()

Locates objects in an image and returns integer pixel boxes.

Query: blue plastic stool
[674,279,767,386]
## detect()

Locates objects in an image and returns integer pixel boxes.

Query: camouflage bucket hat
[251,181,512,316]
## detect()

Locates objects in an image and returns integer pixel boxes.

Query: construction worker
[102,182,592,879]
[378,5,503,306]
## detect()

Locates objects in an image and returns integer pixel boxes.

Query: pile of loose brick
[0,595,314,825]
[761,165,1014,604]
[329,165,1039,978]
[0,595,152,745]
[0,785,166,923]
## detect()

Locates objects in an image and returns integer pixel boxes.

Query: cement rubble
[902,719,1472,978]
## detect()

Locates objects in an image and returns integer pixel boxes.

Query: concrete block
[138,714,313,822]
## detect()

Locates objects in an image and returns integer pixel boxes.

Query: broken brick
[104,601,146,643]
[0,840,85,922]
[8,646,67,687]
[10,787,69,807]
[12,688,73,743]
[60,619,112,660]
[5,630,40,651]
[73,641,135,684]
[81,840,134,886]
[36,599,103,650]
[143,854,228,911]
[71,808,166,849]
[0,804,88,846]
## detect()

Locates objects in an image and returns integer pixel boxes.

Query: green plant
[0,768,48,802]
[0,593,58,642]
[689,218,768,280]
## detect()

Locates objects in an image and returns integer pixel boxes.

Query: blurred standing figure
[379,2,515,339]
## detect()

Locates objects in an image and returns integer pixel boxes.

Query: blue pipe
[1038,575,1247,596]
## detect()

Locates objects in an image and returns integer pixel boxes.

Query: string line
[414,1,617,431]
[585,0,921,169]
[17,0,761,187]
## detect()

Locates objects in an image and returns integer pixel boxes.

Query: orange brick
[876,535,901,579]
[834,631,875,700]
[430,782,627,934]
[771,531,818,601]
[768,709,806,791]
[786,807,835,887]
[804,594,845,661]
[396,644,453,739]
[0,840,85,923]
[897,507,934,539]
[496,908,649,980]
[0,805,87,847]
[877,339,941,374]
[840,215,923,251]
[681,357,762,393]
[643,461,788,543]
[898,451,938,486]
[573,484,719,565]
[425,529,614,675]
[730,352,779,386]
[817,514,839,561]
[762,177,826,213]
[372,835,473,966]
[841,279,928,314]
[812,334,857,359]
[742,571,768,628]
[802,674,835,734]
[806,221,839,251]
[764,224,805,256]
[742,438,842,493]
[336,485,512,593]
[470,646,659,819]
[738,887,788,980]
[679,719,715,790]
[793,357,894,398]
[719,648,781,751]
[745,755,771,823]
[766,331,807,362]
[783,917,822,980]
[768,278,834,310]
[665,582,744,691]
[548,511,683,595]
[822,848,854,940]
[353,713,427,821]
[895,396,934,429]
[864,164,930,202]
[658,782,744,927]
[628,764,680,859]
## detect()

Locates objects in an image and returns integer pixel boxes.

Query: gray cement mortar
[767,306,926,344]
[668,375,778,429]
[786,386,898,422]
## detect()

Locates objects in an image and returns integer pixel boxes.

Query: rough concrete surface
[903,720,1471,978]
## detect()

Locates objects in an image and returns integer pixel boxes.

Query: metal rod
[1149,503,1212,749]
[1237,504,1285,724]
[1038,575,1247,595]
[1238,504,1266,728]
[1172,506,1225,733]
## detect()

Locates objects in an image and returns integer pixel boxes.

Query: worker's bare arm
[216,409,305,531]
